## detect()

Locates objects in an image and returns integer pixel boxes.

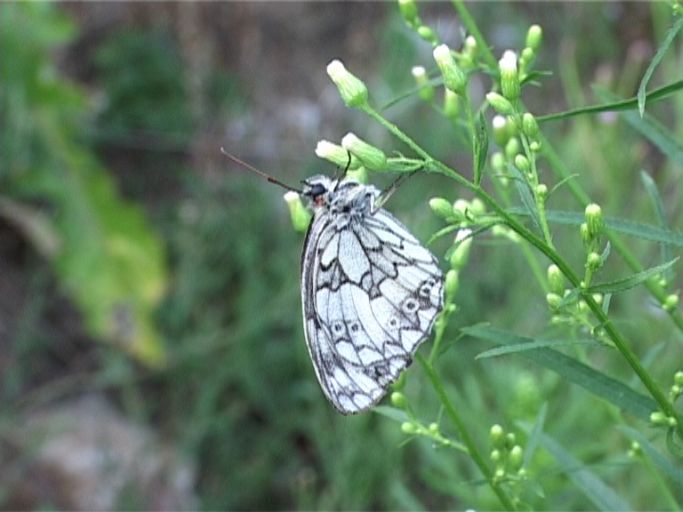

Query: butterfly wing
[301,207,443,414]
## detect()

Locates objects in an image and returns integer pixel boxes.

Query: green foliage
[316,0,683,509]
[0,3,167,364]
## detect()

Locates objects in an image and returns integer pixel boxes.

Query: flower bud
[486,92,514,114]
[284,191,312,232]
[428,422,440,435]
[546,292,562,310]
[469,198,486,216]
[491,151,505,173]
[464,35,478,56]
[536,183,548,199]
[547,264,564,294]
[587,251,601,271]
[580,222,591,247]
[490,449,502,462]
[445,269,459,298]
[509,445,524,472]
[417,25,438,45]
[443,89,459,119]
[520,47,536,69]
[429,197,453,220]
[505,432,517,449]
[398,0,419,26]
[499,50,520,100]
[490,424,505,448]
[433,44,467,94]
[412,65,434,102]
[514,154,530,174]
[391,391,407,408]
[315,140,359,168]
[492,115,509,146]
[505,137,520,160]
[452,199,469,219]
[401,421,418,434]
[674,371,683,386]
[530,141,542,152]
[526,24,543,51]
[327,59,369,109]
[592,293,603,304]
[585,203,604,239]
[649,411,675,427]
[346,166,368,184]
[522,113,539,138]
[341,132,387,170]
[450,230,473,269]
[663,293,679,312]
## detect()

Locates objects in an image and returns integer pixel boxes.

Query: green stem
[417,354,516,511]
[450,0,498,70]
[361,103,683,441]
[541,135,683,333]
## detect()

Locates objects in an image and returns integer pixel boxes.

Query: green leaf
[462,324,657,420]
[640,171,674,280]
[597,88,683,167]
[472,112,488,186]
[523,402,548,468]
[507,207,683,248]
[536,79,683,123]
[508,165,542,233]
[373,405,409,423]
[537,430,632,511]
[637,16,683,117]
[475,338,602,359]
[618,426,683,486]
[586,258,679,294]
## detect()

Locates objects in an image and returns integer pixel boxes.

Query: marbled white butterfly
[222,149,444,414]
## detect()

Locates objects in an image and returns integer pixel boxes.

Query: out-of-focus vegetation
[0,1,681,510]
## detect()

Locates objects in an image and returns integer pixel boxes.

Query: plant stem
[362,104,683,441]
[417,354,516,511]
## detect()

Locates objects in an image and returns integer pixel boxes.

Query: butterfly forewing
[301,178,443,414]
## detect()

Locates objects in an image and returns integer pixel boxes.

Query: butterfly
[300,174,444,414]
[221,149,443,414]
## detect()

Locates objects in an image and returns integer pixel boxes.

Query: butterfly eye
[308,183,327,198]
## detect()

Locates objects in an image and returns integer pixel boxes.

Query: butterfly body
[301,176,444,414]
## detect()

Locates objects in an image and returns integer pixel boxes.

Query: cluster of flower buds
[519,25,543,79]
[398,0,439,45]
[668,370,683,402]
[489,424,526,481]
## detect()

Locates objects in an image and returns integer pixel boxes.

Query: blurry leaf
[0,195,61,258]
[472,112,488,186]
[509,165,542,233]
[524,402,548,468]
[597,88,683,167]
[475,338,601,359]
[536,79,683,123]
[373,405,409,423]
[637,16,683,117]
[618,426,683,486]
[0,3,168,366]
[586,258,679,294]
[462,324,657,420]
[537,430,632,511]
[508,208,683,247]
[640,171,674,280]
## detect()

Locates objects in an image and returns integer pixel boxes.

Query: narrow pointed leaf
[637,16,683,117]
[462,324,657,420]
[538,431,632,511]
[586,257,679,294]
[473,112,488,186]
[640,171,674,280]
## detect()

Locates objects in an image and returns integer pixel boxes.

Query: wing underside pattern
[301,208,443,414]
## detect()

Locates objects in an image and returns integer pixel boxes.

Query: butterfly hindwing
[301,193,443,415]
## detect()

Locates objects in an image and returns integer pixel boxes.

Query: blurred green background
[0,2,681,510]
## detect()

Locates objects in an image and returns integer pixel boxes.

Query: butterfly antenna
[332,150,353,191]
[220,147,302,193]
[374,169,420,211]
